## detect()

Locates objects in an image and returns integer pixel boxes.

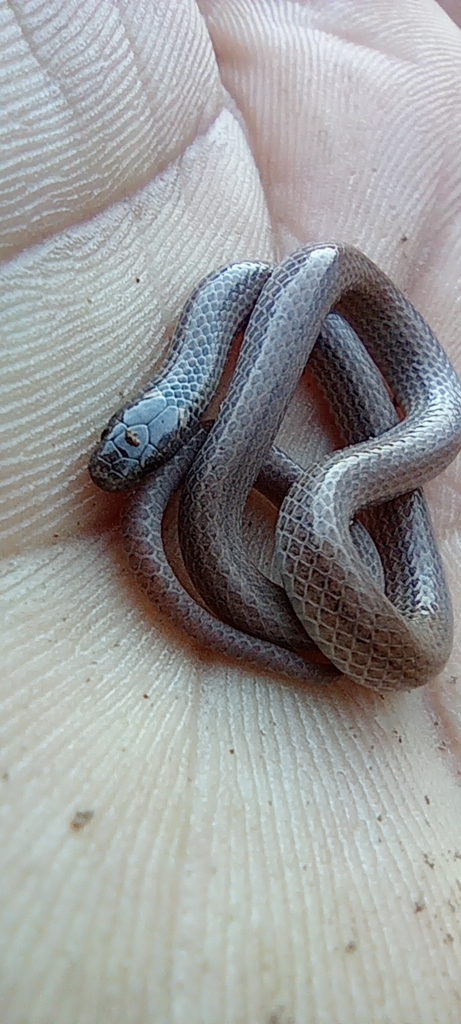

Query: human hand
[2,2,461,1021]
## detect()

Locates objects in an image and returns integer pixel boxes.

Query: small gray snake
[89,244,461,690]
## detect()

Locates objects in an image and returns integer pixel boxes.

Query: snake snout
[88,437,142,491]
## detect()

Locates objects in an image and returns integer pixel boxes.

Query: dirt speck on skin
[70,810,94,831]
[424,795,430,805]
[124,428,141,447]
[414,900,425,913]
[423,853,435,869]
[345,940,357,953]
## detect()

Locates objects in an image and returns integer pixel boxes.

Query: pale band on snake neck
[89,244,461,691]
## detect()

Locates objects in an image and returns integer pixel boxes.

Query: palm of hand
[2,2,461,1022]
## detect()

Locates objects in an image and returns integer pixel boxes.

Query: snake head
[88,389,184,491]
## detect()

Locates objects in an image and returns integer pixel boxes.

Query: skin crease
[1,1,461,1022]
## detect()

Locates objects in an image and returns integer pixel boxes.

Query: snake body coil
[89,244,461,690]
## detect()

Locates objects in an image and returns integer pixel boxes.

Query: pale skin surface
[1,1,461,1022]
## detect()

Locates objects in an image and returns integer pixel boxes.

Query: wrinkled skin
[1,2,461,1022]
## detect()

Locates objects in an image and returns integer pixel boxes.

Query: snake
[88,244,461,690]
